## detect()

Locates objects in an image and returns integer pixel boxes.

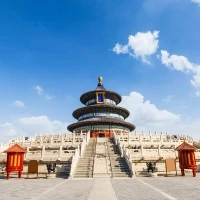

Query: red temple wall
[90,130,113,138]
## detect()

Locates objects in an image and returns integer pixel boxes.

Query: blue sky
[0,0,200,143]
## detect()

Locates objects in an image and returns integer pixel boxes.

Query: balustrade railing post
[58,145,62,160]
[141,144,143,157]
[158,144,160,157]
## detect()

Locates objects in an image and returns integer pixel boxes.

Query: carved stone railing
[80,138,86,157]
[113,133,123,156]
[69,148,80,178]
[123,148,135,177]
[113,133,135,177]
[69,131,90,178]
[0,131,91,153]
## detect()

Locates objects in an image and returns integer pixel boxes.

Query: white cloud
[17,116,68,133]
[0,116,69,143]
[160,50,194,72]
[196,91,200,96]
[45,95,55,100]
[113,43,128,54]
[0,123,19,137]
[35,85,44,95]
[113,30,159,64]
[120,92,180,127]
[12,100,25,108]
[35,85,55,100]
[119,91,180,134]
[191,0,200,5]
[119,91,200,140]
[162,95,174,103]
[160,50,200,96]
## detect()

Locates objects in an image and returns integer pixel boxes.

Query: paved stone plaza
[0,174,200,200]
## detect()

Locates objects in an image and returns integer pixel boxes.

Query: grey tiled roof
[67,117,135,132]
[72,104,130,119]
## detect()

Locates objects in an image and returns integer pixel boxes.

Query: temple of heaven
[67,77,135,138]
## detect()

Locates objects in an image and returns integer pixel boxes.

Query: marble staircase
[107,138,131,178]
[73,137,131,178]
[73,138,96,178]
[93,138,112,177]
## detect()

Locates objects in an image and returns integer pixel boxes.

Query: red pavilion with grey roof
[175,141,197,177]
[4,143,26,179]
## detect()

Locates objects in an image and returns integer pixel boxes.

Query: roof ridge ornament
[98,76,103,85]
[96,76,106,91]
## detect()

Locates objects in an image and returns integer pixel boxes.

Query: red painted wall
[90,130,113,138]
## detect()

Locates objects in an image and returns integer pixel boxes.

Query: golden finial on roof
[98,76,103,84]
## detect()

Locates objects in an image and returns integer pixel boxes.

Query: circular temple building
[67,77,135,138]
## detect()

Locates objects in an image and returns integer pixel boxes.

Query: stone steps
[73,139,96,178]
[93,173,111,178]
[73,174,93,178]
[75,167,92,170]
[112,170,129,173]
[73,138,131,178]
[112,174,130,177]
[75,170,92,174]
[111,161,128,164]
[107,139,131,178]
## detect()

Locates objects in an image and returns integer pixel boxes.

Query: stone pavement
[0,174,200,200]
[88,178,117,200]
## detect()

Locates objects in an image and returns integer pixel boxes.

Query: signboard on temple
[96,92,105,104]
[4,143,27,179]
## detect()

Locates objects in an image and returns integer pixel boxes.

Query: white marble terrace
[0,131,90,163]
[1,130,200,175]
[113,131,200,174]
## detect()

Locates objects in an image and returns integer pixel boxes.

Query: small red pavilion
[4,143,26,179]
[175,141,197,177]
